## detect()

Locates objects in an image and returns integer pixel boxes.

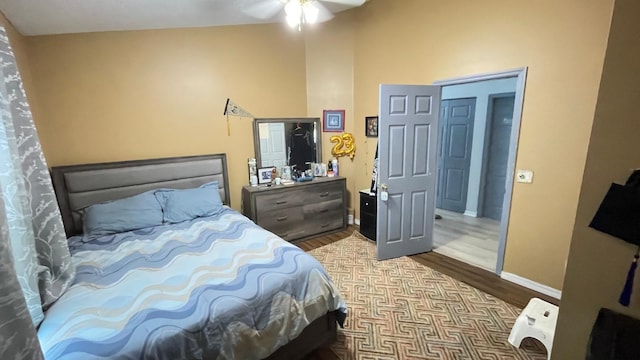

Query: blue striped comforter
[37,208,347,360]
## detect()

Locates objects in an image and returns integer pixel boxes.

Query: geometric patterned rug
[308,232,547,360]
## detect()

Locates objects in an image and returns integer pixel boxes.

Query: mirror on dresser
[253,118,322,172]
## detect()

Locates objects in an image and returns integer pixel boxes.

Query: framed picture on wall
[323,110,345,132]
[365,116,378,137]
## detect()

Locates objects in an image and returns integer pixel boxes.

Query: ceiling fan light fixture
[303,3,319,24]
[286,14,300,28]
[284,0,320,30]
[285,1,302,18]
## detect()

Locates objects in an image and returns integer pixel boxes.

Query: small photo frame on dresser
[313,162,325,177]
[258,167,274,185]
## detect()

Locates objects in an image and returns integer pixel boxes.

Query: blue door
[481,94,515,221]
[437,98,476,213]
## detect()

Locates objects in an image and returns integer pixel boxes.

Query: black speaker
[589,183,640,246]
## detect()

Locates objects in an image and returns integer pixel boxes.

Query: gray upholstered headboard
[50,154,230,237]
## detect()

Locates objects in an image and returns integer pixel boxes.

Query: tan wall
[25,24,308,210]
[553,0,640,357]
[304,12,357,212]
[0,13,37,115]
[344,0,613,289]
[18,0,615,290]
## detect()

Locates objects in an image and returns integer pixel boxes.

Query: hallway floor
[433,209,500,271]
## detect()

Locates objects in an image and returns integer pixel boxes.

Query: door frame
[434,67,527,275]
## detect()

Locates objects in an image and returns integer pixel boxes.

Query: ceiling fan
[241,0,366,31]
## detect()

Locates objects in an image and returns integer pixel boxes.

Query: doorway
[432,68,526,274]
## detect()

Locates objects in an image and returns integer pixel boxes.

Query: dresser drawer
[359,191,377,241]
[255,190,303,211]
[275,228,309,242]
[302,182,344,203]
[360,212,376,241]
[303,198,344,217]
[360,193,376,215]
[306,209,345,234]
[257,207,304,234]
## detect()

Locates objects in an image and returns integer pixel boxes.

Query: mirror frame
[253,117,322,169]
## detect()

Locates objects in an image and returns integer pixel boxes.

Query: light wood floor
[433,209,500,271]
[297,226,558,360]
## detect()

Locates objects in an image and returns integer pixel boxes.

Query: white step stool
[508,297,559,360]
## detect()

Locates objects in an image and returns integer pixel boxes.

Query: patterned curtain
[0,27,75,358]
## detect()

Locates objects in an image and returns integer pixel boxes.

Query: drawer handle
[279,233,289,238]
[319,192,329,197]
[276,200,288,205]
[320,223,330,228]
[319,209,329,214]
[277,216,288,222]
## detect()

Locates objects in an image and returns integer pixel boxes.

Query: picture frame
[323,110,345,132]
[313,162,325,177]
[258,167,275,184]
[365,116,378,137]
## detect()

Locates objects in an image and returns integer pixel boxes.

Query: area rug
[308,232,547,360]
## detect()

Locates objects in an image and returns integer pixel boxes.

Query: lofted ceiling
[0,0,365,36]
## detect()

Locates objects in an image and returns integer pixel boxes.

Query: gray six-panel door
[436,98,475,213]
[377,84,441,260]
[481,94,515,221]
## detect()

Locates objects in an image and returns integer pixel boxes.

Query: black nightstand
[359,190,376,241]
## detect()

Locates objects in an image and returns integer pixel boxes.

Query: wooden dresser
[242,177,347,242]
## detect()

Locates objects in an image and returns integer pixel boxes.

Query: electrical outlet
[516,169,534,183]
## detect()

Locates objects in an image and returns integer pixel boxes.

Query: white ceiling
[0,0,365,36]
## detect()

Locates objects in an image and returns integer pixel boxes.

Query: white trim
[433,67,527,86]
[463,210,478,217]
[354,218,360,226]
[501,272,562,300]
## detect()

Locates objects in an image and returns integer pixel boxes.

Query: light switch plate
[516,169,534,183]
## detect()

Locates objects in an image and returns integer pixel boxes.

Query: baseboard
[500,272,562,300]
[354,218,360,226]
[463,210,478,217]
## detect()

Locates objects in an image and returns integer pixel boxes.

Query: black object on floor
[435,214,442,220]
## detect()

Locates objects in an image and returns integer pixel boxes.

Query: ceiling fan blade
[319,0,367,9]
[310,1,335,23]
[241,0,286,20]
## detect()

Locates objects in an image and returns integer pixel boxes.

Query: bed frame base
[266,311,337,360]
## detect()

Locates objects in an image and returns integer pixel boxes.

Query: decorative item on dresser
[242,177,347,242]
[359,189,377,241]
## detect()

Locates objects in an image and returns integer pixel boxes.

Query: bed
[40,153,347,360]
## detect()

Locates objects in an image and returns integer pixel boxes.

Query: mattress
[37,207,347,359]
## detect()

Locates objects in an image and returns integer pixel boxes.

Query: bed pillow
[156,181,223,223]
[83,190,164,239]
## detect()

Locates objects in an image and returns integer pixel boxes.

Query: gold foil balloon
[330,133,356,159]
[330,135,344,156]
[342,133,355,158]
